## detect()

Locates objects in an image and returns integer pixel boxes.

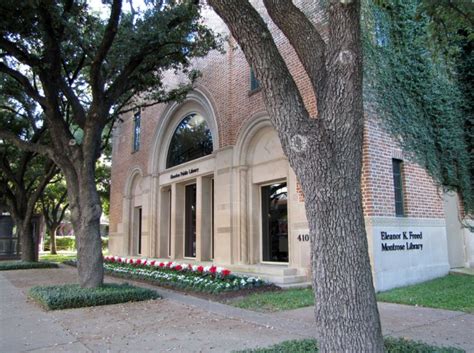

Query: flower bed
[103,256,266,294]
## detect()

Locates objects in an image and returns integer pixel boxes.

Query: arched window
[166,113,213,168]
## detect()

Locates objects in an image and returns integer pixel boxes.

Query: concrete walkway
[1,266,473,353]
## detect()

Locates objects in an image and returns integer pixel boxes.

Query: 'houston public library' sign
[380,231,423,252]
[170,168,199,180]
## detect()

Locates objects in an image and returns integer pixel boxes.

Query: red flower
[117,258,122,263]
[222,269,231,276]
[150,260,156,266]
[109,257,115,263]
[209,266,217,274]
[136,259,142,265]
[175,265,182,271]
[166,262,172,268]
[188,264,193,270]
[197,265,204,272]
[159,262,165,267]
[129,259,134,264]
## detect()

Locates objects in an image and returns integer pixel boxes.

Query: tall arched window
[166,113,213,168]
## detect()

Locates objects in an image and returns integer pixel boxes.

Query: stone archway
[233,115,290,265]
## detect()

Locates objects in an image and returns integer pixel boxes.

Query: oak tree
[0,0,218,287]
[207,0,384,351]
[0,77,57,261]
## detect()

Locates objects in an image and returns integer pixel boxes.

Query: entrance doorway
[134,206,142,255]
[261,182,288,262]
[185,184,197,258]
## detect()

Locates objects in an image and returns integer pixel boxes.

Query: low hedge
[43,236,75,251]
[237,338,464,353]
[0,261,58,271]
[29,283,160,310]
[43,236,109,251]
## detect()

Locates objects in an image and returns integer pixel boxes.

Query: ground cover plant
[29,283,159,310]
[376,274,474,313]
[0,261,58,271]
[236,338,464,353]
[232,287,314,312]
[98,256,267,294]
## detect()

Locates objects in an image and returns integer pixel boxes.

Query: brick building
[108,4,473,290]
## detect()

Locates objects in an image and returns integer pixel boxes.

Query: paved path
[1,266,473,352]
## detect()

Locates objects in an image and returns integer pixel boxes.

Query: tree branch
[90,0,122,99]
[0,130,53,158]
[208,0,312,135]
[263,0,327,113]
[0,64,47,106]
[26,162,58,222]
[58,78,86,128]
[0,37,41,67]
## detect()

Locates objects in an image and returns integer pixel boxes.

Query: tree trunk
[66,167,104,288]
[299,135,383,351]
[50,224,58,255]
[18,221,36,262]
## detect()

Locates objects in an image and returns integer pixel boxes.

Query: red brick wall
[361,116,444,218]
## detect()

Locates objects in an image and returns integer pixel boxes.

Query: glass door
[261,182,288,262]
[185,184,197,258]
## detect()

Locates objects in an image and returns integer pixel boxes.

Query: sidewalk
[1,266,473,352]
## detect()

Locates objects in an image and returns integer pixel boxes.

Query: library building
[108,6,473,291]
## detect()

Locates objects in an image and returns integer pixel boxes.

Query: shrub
[29,283,160,310]
[43,236,76,251]
[0,261,58,271]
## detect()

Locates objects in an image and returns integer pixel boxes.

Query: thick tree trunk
[18,221,36,262]
[66,168,104,288]
[299,135,383,351]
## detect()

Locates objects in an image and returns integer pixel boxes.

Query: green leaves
[363,0,473,213]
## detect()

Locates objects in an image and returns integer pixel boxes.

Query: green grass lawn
[231,288,314,312]
[39,253,77,263]
[235,338,464,353]
[231,275,474,313]
[376,274,474,313]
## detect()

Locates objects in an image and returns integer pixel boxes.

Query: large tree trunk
[18,221,36,262]
[299,117,383,351]
[66,163,104,288]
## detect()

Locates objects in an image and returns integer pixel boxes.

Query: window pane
[133,112,141,152]
[392,159,405,217]
[166,114,213,168]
